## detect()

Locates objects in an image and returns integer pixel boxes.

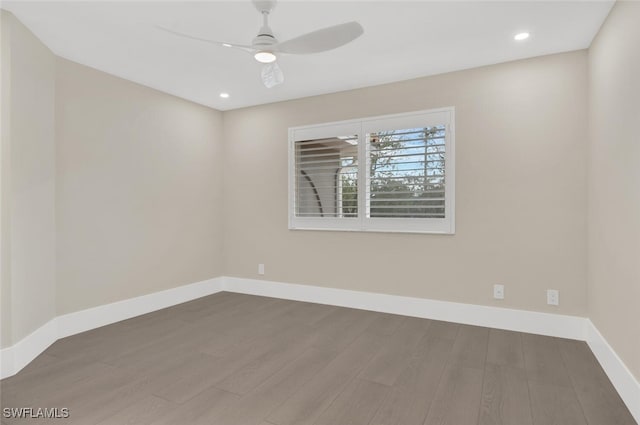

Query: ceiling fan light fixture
[254,50,277,63]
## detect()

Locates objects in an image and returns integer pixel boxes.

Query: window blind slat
[295,137,357,146]
[296,165,355,172]
[296,152,358,160]
[368,152,445,161]
[371,129,445,138]
[370,176,445,181]
[371,143,446,153]
[370,138,445,148]
[370,198,445,203]
[368,213,445,218]
[371,191,444,197]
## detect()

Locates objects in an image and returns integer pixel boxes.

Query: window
[289,108,455,234]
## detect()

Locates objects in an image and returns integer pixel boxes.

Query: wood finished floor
[0,292,636,425]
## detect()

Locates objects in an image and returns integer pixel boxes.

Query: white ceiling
[3,1,613,111]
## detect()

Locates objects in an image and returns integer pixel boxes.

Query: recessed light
[222,43,232,48]
[514,32,530,41]
[219,93,230,99]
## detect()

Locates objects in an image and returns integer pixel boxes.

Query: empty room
[0,0,638,424]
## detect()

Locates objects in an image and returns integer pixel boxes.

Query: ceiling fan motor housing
[253,1,278,49]
[253,33,277,48]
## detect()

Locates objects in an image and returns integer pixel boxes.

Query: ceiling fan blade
[275,21,363,55]
[261,62,284,88]
[156,26,255,53]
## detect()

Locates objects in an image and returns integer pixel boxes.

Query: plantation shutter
[367,126,446,218]
[294,136,359,218]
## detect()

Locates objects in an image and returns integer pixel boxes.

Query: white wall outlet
[258,263,265,275]
[493,284,505,300]
[547,289,559,306]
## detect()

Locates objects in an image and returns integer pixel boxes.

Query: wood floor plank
[307,308,381,352]
[95,395,171,425]
[448,324,490,370]
[478,364,533,425]
[528,380,588,425]
[365,313,407,336]
[150,353,232,404]
[195,300,324,360]
[100,321,219,370]
[1,360,119,409]
[522,334,573,388]
[187,296,293,339]
[268,300,337,327]
[47,317,190,364]
[176,292,276,324]
[143,291,240,326]
[486,329,525,369]
[38,363,163,424]
[199,320,294,359]
[267,332,382,425]
[558,339,637,425]
[148,386,239,425]
[152,322,313,403]
[314,378,389,425]
[212,347,338,425]
[424,320,460,341]
[164,291,238,317]
[202,301,312,358]
[214,324,317,395]
[369,336,454,425]
[422,365,485,425]
[359,317,430,386]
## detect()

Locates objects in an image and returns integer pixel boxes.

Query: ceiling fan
[158,0,364,88]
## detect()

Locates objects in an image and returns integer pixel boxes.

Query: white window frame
[288,107,455,234]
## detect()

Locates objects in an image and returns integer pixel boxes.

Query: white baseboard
[2,275,637,424]
[586,320,640,424]
[0,277,223,379]
[57,277,224,338]
[223,277,587,340]
[0,319,58,381]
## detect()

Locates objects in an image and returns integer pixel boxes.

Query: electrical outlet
[547,289,559,306]
[493,284,505,300]
[258,263,265,275]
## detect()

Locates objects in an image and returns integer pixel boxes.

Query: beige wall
[223,51,589,316]
[1,10,12,349]
[0,11,56,347]
[588,1,640,381]
[55,58,224,315]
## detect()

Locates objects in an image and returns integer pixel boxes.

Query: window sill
[288,226,455,235]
